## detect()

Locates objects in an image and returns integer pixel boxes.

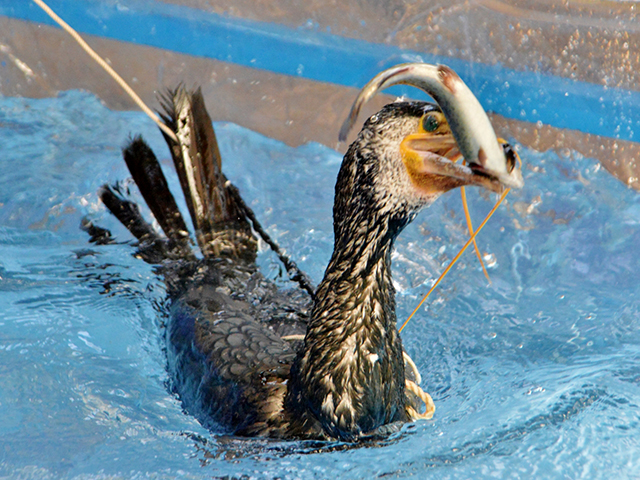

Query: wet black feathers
[165,261,309,436]
[122,137,190,249]
[98,182,158,243]
[159,87,255,259]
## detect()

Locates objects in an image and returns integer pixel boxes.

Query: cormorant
[88,63,522,442]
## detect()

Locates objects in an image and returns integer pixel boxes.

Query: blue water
[1,91,640,479]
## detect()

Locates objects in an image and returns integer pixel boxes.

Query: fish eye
[421,114,440,133]
[502,142,517,173]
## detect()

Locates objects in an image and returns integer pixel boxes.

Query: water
[1,91,639,479]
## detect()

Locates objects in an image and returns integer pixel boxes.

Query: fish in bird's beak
[398,108,506,194]
[340,63,524,191]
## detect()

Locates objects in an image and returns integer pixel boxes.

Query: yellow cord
[450,153,490,284]
[461,186,492,283]
[399,188,510,333]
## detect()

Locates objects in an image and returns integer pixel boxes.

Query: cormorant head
[335,101,509,238]
[335,62,525,246]
[339,63,524,193]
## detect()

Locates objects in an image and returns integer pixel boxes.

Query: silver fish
[340,63,524,189]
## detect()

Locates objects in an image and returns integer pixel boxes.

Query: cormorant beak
[401,132,506,195]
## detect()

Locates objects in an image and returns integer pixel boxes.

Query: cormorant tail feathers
[121,137,191,250]
[96,181,189,263]
[98,182,158,243]
[94,87,315,294]
[159,87,257,261]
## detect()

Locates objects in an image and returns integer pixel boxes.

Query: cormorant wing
[167,285,299,435]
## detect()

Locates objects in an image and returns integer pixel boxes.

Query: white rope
[32,0,178,142]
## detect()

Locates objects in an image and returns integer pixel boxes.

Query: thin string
[461,186,491,283]
[32,0,178,142]
[398,188,510,333]
[452,152,490,283]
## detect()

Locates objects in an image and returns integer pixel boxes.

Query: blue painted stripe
[2,0,639,142]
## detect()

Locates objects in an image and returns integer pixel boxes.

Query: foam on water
[1,91,639,478]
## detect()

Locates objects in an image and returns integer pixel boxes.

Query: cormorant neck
[317,205,400,321]
[287,190,413,440]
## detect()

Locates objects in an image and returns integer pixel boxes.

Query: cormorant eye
[422,114,440,133]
